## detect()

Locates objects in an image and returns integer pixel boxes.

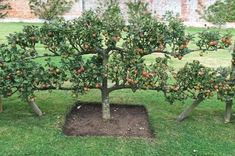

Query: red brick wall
[197,0,205,14]
[6,0,35,18]
[3,0,216,22]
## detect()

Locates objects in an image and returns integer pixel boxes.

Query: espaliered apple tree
[166,60,233,121]
[165,30,235,122]
[200,0,235,122]
[0,1,234,121]
[0,1,192,119]
[224,45,235,123]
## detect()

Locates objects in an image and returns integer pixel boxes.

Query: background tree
[29,0,75,20]
[198,0,235,26]
[0,0,10,18]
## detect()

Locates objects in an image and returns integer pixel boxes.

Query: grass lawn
[0,23,235,156]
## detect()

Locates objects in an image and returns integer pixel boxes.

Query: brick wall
[4,0,216,22]
[6,0,35,18]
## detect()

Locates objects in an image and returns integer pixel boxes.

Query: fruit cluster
[166,61,234,104]
[196,30,232,50]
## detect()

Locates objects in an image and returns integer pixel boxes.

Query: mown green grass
[0,23,235,156]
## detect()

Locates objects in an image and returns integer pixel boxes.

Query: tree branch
[36,86,75,91]
[108,84,163,93]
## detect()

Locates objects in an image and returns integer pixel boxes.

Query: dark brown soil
[63,102,154,138]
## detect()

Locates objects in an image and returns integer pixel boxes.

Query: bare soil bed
[63,102,154,138]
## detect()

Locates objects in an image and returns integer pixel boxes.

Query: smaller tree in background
[29,0,75,20]
[0,0,10,18]
[198,0,235,27]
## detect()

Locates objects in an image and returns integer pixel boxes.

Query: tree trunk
[102,88,110,120]
[224,46,235,123]
[177,97,204,122]
[28,99,43,116]
[82,0,85,12]
[224,100,233,123]
[101,51,110,120]
[0,96,2,113]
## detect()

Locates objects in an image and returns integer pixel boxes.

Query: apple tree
[0,1,234,122]
[165,30,235,122]
[0,1,186,119]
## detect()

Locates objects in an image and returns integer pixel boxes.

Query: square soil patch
[63,102,154,138]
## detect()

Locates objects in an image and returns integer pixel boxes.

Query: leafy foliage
[0,1,234,119]
[29,0,75,20]
[165,61,234,103]
[201,0,235,25]
[0,0,10,18]
[196,30,232,51]
[0,2,190,103]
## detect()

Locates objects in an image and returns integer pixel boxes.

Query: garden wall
[3,0,216,22]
